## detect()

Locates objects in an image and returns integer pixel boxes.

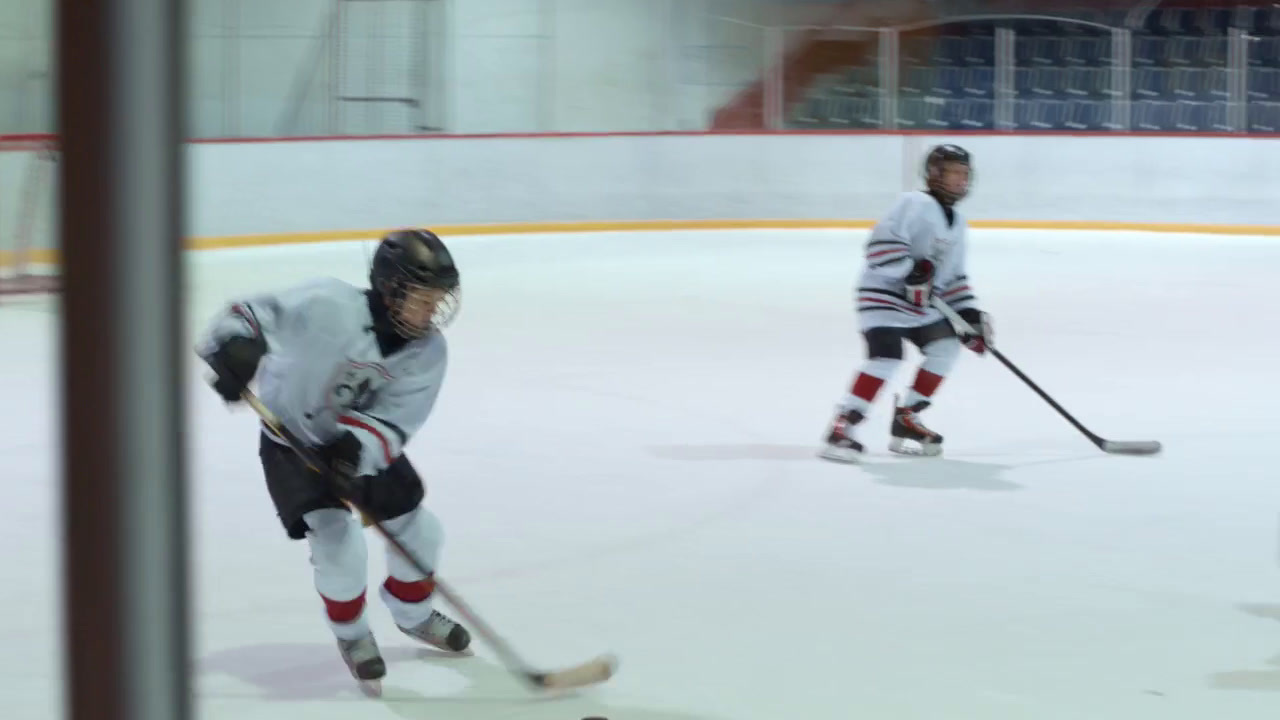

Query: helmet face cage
[371,229,461,338]
[923,145,973,204]
[381,275,460,338]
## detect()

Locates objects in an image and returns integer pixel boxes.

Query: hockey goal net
[0,134,58,296]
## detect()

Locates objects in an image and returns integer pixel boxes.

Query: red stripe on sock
[384,576,435,604]
[851,373,885,403]
[322,591,366,624]
[913,369,944,398]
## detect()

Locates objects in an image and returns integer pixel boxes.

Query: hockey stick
[931,299,1162,456]
[240,390,618,691]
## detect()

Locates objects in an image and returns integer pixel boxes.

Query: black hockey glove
[315,431,365,498]
[904,259,936,307]
[957,308,993,355]
[206,334,267,403]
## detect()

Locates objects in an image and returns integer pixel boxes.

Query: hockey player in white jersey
[198,228,470,685]
[821,145,993,462]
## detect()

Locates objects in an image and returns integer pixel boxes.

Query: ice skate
[819,409,866,463]
[398,608,472,653]
[337,632,386,694]
[888,397,942,456]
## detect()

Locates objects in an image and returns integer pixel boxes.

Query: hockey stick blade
[237,390,617,692]
[1098,439,1163,456]
[527,654,620,691]
[930,299,1162,456]
[427,573,618,691]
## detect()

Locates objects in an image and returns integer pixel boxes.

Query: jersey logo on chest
[328,361,393,414]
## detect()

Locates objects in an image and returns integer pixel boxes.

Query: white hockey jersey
[197,277,447,477]
[857,190,978,330]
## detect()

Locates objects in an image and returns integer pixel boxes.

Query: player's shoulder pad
[279,277,365,327]
[417,329,448,360]
[385,333,446,389]
[403,329,447,373]
[898,189,935,209]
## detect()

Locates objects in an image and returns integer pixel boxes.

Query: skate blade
[397,628,475,656]
[818,446,862,464]
[357,679,383,698]
[888,438,942,457]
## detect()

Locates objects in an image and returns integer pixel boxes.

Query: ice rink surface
[3,228,1280,719]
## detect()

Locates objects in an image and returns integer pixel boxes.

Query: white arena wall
[6,131,1280,269]
[186,132,1280,248]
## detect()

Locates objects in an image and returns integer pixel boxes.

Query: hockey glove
[316,431,364,497]
[206,334,267,402]
[957,308,993,355]
[904,259,936,307]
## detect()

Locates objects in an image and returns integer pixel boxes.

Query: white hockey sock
[378,507,444,629]
[903,338,960,407]
[304,508,372,640]
[841,357,900,415]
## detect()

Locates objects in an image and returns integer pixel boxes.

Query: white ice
[3,228,1280,720]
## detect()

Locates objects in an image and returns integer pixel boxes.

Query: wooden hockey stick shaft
[240,390,616,691]
[931,299,1161,455]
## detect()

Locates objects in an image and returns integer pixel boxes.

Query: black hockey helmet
[369,228,460,337]
[923,144,972,206]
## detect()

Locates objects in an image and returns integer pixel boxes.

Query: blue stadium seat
[1063,67,1108,97]
[1063,100,1107,130]
[1064,36,1108,66]
[1015,99,1067,129]
[1251,37,1280,67]
[962,37,994,65]
[1016,67,1064,97]
[924,99,951,129]
[844,97,881,128]
[1249,102,1280,132]
[1134,35,1166,66]
[1134,67,1171,99]
[1016,36,1068,66]
[1176,8,1204,35]
[1205,68,1229,100]
[1203,37,1229,66]
[936,36,966,66]
[794,13,1280,134]
[1166,36,1224,67]
[1264,7,1280,35]
[1206,102,1231,131]
[843,67,873,88]
[1249,68,1280,101]
[1032,37,1065,66]
[1196,8,1221,35]
[1151,8,1178,35]
[937,100,964,129]
[900,66,933,95]
[1239,6,1263,35]
[794,95,826,124]
[1171,67,1207,99]
[827,97,853,125]
[962,67,994,97]
[934,66,963,96]
[1133,101,1175,130]
[1173,101,1209,131]
[952,98,993,129]
[1208,8,1231,35]
[896,97,945,129]
[901,36,932,66]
